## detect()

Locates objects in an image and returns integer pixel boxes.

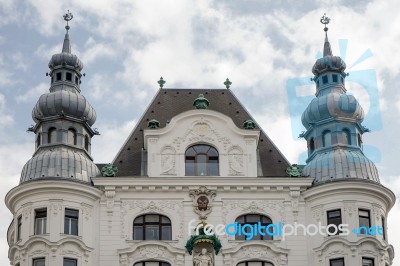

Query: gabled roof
[111,88,290,177]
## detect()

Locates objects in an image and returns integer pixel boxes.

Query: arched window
[133,214,171,240]
[309,138,315,153]
[84,135,89,151]
[67,128,77,145]
[48,127,57,144]
[237,261,274,266]
[323,130,331,147]
[134,262,171,266]
[36,133,41,148]
[235,214,273,240]
[185,144,219,176]
[342,129,351,145]
[357,134,362,147]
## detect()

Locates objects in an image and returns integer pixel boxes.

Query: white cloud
[15,82,48,103]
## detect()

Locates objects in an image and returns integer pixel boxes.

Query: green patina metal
[224,78,232,89]
[158,77,166,88]
[185,225,222,255]
[148,119,160,129]
[193,94,209,109]
[286,164,302,177]
[101,163,118,177]
[243,119,256,129]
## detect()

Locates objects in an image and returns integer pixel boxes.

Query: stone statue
[193,248,213,266]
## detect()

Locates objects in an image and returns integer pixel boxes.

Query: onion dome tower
[20,11,100,183]
[301,15,378,184]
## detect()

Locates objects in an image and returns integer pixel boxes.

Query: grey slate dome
[48,52,83,71]
[312,55,346,76]
[20,147,100,183]
[301,91,364,128]
[32,90,96,126]
[303,149,379,183]
[48,33,83,71]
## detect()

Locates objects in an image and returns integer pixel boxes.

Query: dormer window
[66,72,72,81]
[67,128,77,145]
[75,76,79,85]
[342,129,351,145]
[48,127,57,143]
[323,130,332,147]
[56,72,62,81]
[185,144,219,176]
[332,74,338,82]
[322,75,328,84]
[309,138,315,153]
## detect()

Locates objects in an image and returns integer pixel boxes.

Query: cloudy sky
[0,0,399,264]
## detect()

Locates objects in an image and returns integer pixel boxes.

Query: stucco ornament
[194,94,209,109]
[189,186,216,219]
[286,164,302,177]
[101,164,118,177]
[243,119,256,129]
[148,119,160,129]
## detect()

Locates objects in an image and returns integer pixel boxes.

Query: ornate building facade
[5,13,395,266]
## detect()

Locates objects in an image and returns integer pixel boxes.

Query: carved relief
[312,206,324,222]
[22,204,32,221]
[344,203,356,216]
[228,146,244,176]
[49,201,62,215]
[224,244,289,266]
[290,190,300,220]
[161,146,176,175]
[222,200,286,227]
[81,203,92,221]
[172,120,231,152]
[189,186,216,219]
[120,200,184,240]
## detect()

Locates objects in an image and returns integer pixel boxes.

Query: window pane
[330,258,344,266]
[33,258,45,266]
[362,258,374,266]
[209,162,219,176]
[195,145,209,153]
[65,209,79,218]
[145,215,159,222]
[134,216,143,223]
[161,216,170,223]
[161,226,171,240]
[208,147,218,157]
[245,214,260,223]
[133,226,143,240]
[248,262,263,266]
[145,262,159,266]
[63,258,77,266]
[185,147,196,157]
[145,225,159,240]
[71,219,78,235]
[236,216,244,224]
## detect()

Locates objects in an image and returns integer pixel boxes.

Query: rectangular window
[33,258,45,266]
[329,258,344,266]
[332,74,338,82]
[16,216,22,241]
[322,75,328,84]
[358,209,371,235]
[34,209,47,235]
[362,257,374,266]
[64,209,79,235]
[66,72,72,81]
[381,217,386,240]
[63,258,77,266]
[327,209,342,235]
[56,72,62,81]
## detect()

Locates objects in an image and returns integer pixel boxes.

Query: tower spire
[320,13,332,57]
[62,10,73,53]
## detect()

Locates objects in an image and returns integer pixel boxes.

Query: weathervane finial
[320,13,330,32]
[63,10,73,32]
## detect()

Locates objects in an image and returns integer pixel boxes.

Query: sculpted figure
[193,248,213,266]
